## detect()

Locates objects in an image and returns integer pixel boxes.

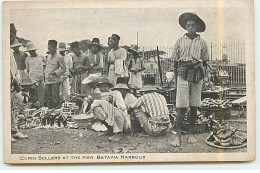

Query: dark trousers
[45,82,61,109]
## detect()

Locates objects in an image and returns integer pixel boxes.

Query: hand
[86,96,94,104]
[107,95,114,103]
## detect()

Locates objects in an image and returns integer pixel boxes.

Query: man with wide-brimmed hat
[70,41,91,94]
[107,34,128,86]
[10,39,28,85]
[88,38,104,76]
[10,23,28,142]
[25,42,46,106]
[44,40,66,108]
[127,77,172,136]
[127,45,145,95]
[58,42,73,102]
[171,12,209,147]
[85,77,130,141]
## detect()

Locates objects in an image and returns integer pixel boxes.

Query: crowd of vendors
[10,12,245,149]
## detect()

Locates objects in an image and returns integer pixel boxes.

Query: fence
[138,42,246,86]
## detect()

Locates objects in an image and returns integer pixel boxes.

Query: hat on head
[111,77,130,91]
[139,76,158,92]
[94,77,114,88]
[10,39,22,48]
[58,42,67,51]
[48,40,58,48]
[70,41,80,49]
[111,34,120,41]
[128,45,140,55]
[179,12,206,32]
[82,74,100,85]
[10,23,17,33]
[90,38,102,50]
[25,42,37,52]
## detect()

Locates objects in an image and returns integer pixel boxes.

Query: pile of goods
[201,98,232,109]
[206,119,247,148]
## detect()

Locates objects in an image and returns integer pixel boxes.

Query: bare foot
[188,135,197,144]
[109,133,123,142]
[171,136,181,147]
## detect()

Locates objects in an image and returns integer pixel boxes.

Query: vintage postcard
[2,0,255,164]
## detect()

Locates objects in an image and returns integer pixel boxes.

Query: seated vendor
[85,77,130,141]
[127,77,172,136]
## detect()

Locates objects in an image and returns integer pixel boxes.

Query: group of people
[10,12,209,147]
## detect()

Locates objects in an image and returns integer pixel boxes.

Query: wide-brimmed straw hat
[128,45,140,56]
[82,74,100,85]
[25,42,37,52]
[111,77,130,91]
[179,12,206,32]
[139,76,158,92]
[58,42,68,51]
[90,38,102,50]
[10,39,22,48]
[94,77,114,88]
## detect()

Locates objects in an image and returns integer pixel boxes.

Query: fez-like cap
[111,34,120,41]
[48,40,58,48]
[70,41,80,49]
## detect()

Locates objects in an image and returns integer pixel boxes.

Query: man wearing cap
[127,77,172,136]
[58,42,73,102]
[44,40,66,108]
[171,13,209,147]
[10,39,28,84]
[128,45,145,95]
[107,34,128,86]
[88,38,104,76]
[25,42,46,106]
[70,41,90,94]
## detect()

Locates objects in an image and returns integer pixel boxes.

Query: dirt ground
[12,127,247,154]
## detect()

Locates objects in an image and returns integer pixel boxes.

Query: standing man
[44,40,66,109]
[107,34,128,86]
[58,42,73,102]
[70,41,90,94]
[171,13,209,147]
[25,42,46,106]
[127,45,145,95]
[88,38,104,77]
[10,39,28,84]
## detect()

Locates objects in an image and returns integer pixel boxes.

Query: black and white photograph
[2,0,255,163]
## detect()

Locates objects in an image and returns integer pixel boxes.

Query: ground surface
[12,126,247,154]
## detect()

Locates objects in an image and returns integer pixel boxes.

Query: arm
[135,58,146,73]
[25,58,29,73]
[127,96,143,114]
[54,56,66,76]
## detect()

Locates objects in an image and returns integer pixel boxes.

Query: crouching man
[127,77,172,136]
[85,77,130,141]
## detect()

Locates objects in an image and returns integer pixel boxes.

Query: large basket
[71,114,97,129]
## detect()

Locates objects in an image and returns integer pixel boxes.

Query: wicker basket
[71,114,97,129]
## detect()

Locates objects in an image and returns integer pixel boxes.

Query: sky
[10,7,245,55]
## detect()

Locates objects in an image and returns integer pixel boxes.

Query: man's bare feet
[109,132,123,142]
[188,135,197,144]
[171,136,181,147]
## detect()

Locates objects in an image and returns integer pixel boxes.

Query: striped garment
[130,92,169,118]
[171,34,209,62]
